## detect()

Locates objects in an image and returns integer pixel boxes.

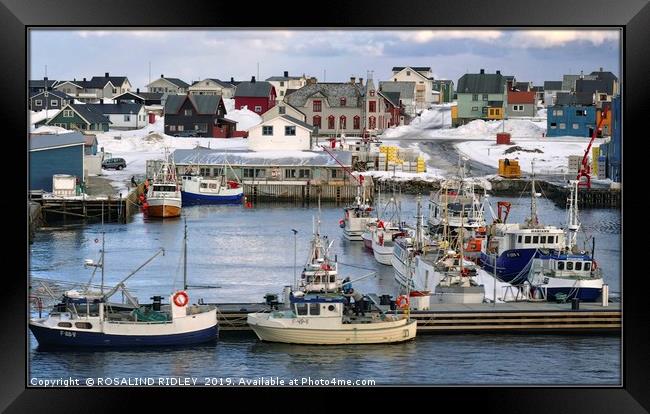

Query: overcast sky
[29,29,621,89]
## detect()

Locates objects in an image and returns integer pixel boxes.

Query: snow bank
[31,125,72,135]
[30,110,55,126]
[222,99,262,131]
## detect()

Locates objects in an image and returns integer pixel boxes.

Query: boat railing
[104,319,173,325]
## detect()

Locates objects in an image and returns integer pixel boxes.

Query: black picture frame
[3,0,646,411]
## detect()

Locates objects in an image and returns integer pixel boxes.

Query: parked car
[102,157,127,170]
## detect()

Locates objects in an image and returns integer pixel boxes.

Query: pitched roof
[58,104,112,124]
[30,90,72,100]
[286,83,364,108]
[266,75,302,81]
[555,92,594,106]
[234,81,274,98]
[280,115,315,131]
[189,78,234,89]
[507,91,536,104]
[379,81,415,99]
[576,78,614,95]
[380,91,401,107]
[139,92,164,101]
[88,103,144,115]
[87,76,129,88]
[29,79,58,89]
[589,70,618,84]
[163,78,189,88]
[457,73,506,94]
[112,91,145,102]
[543,81,563,91]
[532,86,544,92]
[29,131,86,151]
[164,94,223,115]
[514,82,530,91]
[392,66,431,73]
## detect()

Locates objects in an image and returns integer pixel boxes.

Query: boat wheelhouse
[146,150,182,218]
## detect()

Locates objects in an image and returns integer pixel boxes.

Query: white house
[389,66,435,111]
[88,103,148,130]
[146,75,189,94]
[188,78,236,98]
[248,115,314,151]
[265,71,312,102]
[261,102,306,122]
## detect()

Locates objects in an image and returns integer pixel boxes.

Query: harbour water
[29,194,621,385]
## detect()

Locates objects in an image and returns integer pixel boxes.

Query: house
[53,80,89,100]
[455,69,507,125]
[29,78,58,95]
[234,77,276,114]
[30,90,73,112]
[84,134,98,155]
[532,86,544,104]
[261,102,306,122]
[146,75,189,94]
[29,131,86,192]
[379,90,407,127]
[248,115,315,151]
[546,93,596,137]
[45,104,111,132]
[432,79,454,103]
[163,94,236,138]
[543,81,567,106]
[506,90,536,117]
[363,79,392,132]
[379,81,416,117]
[112,91,145,104]
[188,78,236,98]
[265,71,310,101]
[52,73,132,101]
[514,82,532,92]
[285,79,365,136]
[599,95,620,182]
[587,68,619,95]
[576,69,619,108]
[389,66,435,111]
[88,102,147,130]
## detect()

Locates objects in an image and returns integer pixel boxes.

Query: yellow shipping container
[592,146,599,175]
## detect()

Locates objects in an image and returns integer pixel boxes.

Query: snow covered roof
[172,148,352,167]
[379,81,414,99]
[29,131,86,151]
[286,83,364,108]
[234,81,274,98]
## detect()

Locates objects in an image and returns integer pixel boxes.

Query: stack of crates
[416,156,426,173]
[498,159,521,178]
[568,155,583,175]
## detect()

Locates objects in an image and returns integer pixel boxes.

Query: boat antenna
[101,202,105,295]
[566,180,580,249]
[528,159,539,228]
[459,206,464,275]
[183,216,188,291]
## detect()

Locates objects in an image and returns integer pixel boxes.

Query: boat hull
[248,318,417,345]
[372,243,393,266]
[181,190,243,205]
[29,323,218,348]
[146,197,182,218]
[431,286,485,304]
[362,231,373,250]
[543,287,601,302]
[480,249,554,283]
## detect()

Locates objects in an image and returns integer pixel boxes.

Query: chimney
[350,76,356,84]
[480,69,485,74]
[100,99,104,105]
[161,74,164,78]
[599,67,603,72]
[496,70,501,75]
[136,88,140,94]
[83,78,86,82]
[44,76,49,91]
[284,71,289,77]
[251,76,256,83]
[105,72,109,78]
[230,77,234,83]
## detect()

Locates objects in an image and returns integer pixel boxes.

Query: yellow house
[487,107,503,120]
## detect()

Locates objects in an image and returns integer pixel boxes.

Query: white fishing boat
[247,292,417,345]
[297,208,340,294]
[180,158,243,205]
[340,186,376,241]
[29,221,218,348]
[146,149,182,218]
[361,222,376,251]
[371,189,407,266]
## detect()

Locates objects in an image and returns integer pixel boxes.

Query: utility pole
[257,62,260,80]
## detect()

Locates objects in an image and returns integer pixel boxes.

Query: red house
[234,76,276,115]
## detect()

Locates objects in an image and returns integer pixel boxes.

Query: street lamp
[291,229,298,289]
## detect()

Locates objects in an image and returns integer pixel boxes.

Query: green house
[45,103,111,132]
[433,80,454,103]
[455,69,508,126]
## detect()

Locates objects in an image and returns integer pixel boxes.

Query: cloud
[508,30,620,48]
[394,30,504,43]
[77,30,171,39]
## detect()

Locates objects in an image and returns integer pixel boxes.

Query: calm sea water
[29,194,621,385]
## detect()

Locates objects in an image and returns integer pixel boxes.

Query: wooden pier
[212,301,620,335]
[244,182,368,202]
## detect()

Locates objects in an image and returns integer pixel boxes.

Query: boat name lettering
[59,330,76,337]
[506,252,520,258]
[293,318,309,325]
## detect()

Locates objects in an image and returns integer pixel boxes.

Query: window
[584,262,591,271]
[254,106,262,113]
[600,94,607,100]
[369,101,376,112]
[513,105,524,111]
[472,94,478,101]
[576,109,587,116]
[75,322,93,329]
[525,236,531,243]
[177,125,184,131]
[339,116,346,129]
[550,123,557,129]
[262,125,273,136]
[278,106,286,114]
[280,81,284,87]
[209,183,218,189]
[285,169,297,179]
[567,262,574,270]
[57,322,72,328]
[124,114,131,122]
[328,116,335,129]
[296,304,308,315]
[312,115,321,128]
[285,126,296,136]
[280,91,284,96]
[370,90,375,97]
[34,99,43,106]
[353,116,360,129]
[540,236,546,243]
[63,110,73,117]
[331,169,339,179]
[309,303,320,315]
[573,123,579,129]
[482,94,488,101]
[406,71,411,75]
[472,106,479,111]
[532,236,539,243]
[557,261,565,270]
[200,182,208,189]
[184,109,192,116]
[298,169,310,178]
[313,100,322,112]
[369,116,376,129]
[489,109,494,115]
[559,123,566,129]
[340,97,346,106]
[243,168,265,178]
[518,236,522,243]
[575,262,582,271]
[482,107,488,115]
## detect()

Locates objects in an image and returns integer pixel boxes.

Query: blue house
[546,92,596,137]
[600,96,621,182]
[29,132,86,192]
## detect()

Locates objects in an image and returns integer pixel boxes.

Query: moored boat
[180,158,243,205]
[146,149,182,218]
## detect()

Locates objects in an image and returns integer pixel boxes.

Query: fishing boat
[297,208,340,294]
[340,186,376,241]
[247,291,417,345]
[526,181,604,302]
[361,221,376,251]
[478,161,565,284]
[29,222,218,348]
[372,190,407,266]
[146,149,182,218]
[180,158,243,205]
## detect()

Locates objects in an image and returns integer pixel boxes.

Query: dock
[213,301,621,335]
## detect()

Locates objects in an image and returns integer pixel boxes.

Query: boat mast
[459,206,464,275]
[101,205,105,295]
[529,159,538,228]
[183,217,188,291]
[566,180,580,250]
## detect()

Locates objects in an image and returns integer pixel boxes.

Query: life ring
[173,291,189,307]
[396,295,410,309]
[339,219,345,228]
[377,220,385,229]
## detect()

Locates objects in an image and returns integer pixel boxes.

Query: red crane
[576,106,608,189]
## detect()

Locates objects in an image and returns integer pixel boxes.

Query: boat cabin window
[518,236,522,243]
[200,183,208,189]
[154,185,176,192]
[309,303,320,315]
[296,303,308,315]
[575,262,582,271]
[329,275,336,283]
[75,322,93,329]
[57,322,72,328]
[525,236,531,243]
[540,236,546,243]
[557,261,564,270]
[584,262,591,271]
[566,262,574,270]
[532,236,539,244]
[209,183,217,189]
[328,305,336,311]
